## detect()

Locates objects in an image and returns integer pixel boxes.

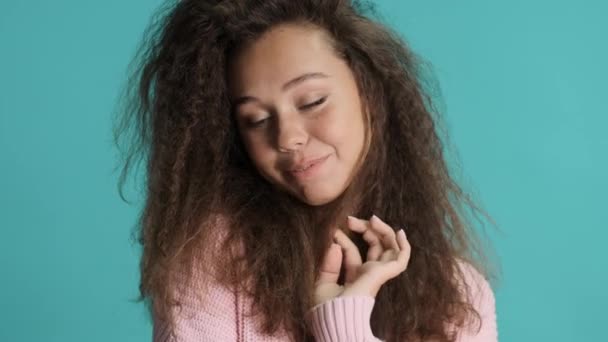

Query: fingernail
[398,229,406,237]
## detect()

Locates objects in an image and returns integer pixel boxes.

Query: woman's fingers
[341,236,410,299]
[347,216,383,261]
[380,229,411,269]
[395,229,411,269]
[345,216,370,233]
[369,215,399,251]
[379,249,398,262]
[367,234,410,292]
[347,215,399,251]
[333,229,362,284]
[327,219,412,300]
[378,228,409,262]
[346,215,410,277]
[316,242,342,285]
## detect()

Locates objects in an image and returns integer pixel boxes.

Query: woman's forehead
[227,24,339,91]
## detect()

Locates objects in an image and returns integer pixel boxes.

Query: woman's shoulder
[172,212,237,286]
[454,258,495,303]
[451,258,498,341]
[452,258,496,323]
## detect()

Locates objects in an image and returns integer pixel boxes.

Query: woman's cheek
[311,107,348,142]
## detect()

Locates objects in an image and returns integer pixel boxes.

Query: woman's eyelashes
[299,96,327,111]
[243,96,328,129]
[248,117,268,128]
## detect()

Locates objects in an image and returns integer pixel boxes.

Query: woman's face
[228,23,367,206]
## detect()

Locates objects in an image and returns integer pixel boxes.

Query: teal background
[1,0,606,341]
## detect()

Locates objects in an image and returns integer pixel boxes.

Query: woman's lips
[287,154,331,181]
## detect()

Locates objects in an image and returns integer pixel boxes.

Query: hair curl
[113,0,498,341]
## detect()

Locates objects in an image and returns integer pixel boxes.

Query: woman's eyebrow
[233,72,330,108]
[281,72,329,91]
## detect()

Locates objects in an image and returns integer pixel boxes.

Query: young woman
[114,0,499,341]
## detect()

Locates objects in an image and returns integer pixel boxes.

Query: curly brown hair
[112,0,498,341]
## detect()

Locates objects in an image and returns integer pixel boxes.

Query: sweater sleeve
[308,260,499,342]
[307,295,382,342]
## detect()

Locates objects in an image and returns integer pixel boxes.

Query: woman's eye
[247,118,268,128]
[299,96,327,111]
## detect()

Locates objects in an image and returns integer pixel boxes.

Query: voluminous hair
[113,0,498,341]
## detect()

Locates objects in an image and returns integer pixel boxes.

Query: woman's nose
[275,115,308,152]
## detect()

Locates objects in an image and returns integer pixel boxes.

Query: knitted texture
[152,259,497,341]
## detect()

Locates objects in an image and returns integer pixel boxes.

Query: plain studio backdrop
[1,0,606,341]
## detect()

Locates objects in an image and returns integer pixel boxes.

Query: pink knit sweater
[151,221,497,341]
[151,257,497,342]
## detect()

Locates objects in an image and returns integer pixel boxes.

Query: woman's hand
[313,215,411,306]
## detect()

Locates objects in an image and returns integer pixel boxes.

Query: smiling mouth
[290,155,329,172]
[287,154,331,179]
[292,163,315,172]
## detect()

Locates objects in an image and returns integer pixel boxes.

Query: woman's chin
[293,188,342,206]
